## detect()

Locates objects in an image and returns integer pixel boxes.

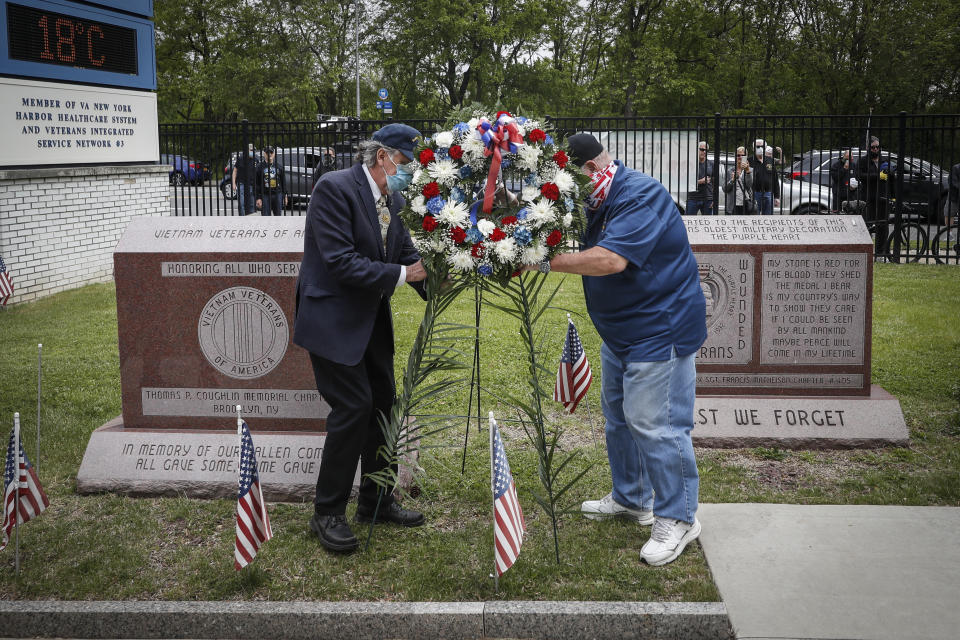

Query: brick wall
[0,165,168,304]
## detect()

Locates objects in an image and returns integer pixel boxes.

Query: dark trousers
[686,199,714,215]
[865,197,889,256]
[308,303,396,515]
[261,191,284,216]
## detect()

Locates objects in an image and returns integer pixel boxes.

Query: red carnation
[490,228,507,242]
[419,148,435,166]
[422,215,438,232]
[495,110,512,121]
[422,182,440,199]
[448,145,464,160]
[553,150,569,168]
[546,230,563,247]
[541,182,560,200]
[471,242,486,258]
[450,226,467,244]
[500,216,518,226]
[528,128,547,143]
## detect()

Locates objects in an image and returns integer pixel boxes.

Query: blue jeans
[600,343,699,523]
[260,192,284,216]
[756,191,774,215]
[237,182,254,215]
[686,199,714,216]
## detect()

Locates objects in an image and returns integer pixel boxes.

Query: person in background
[724,146,754,214]
[944,161,960,226]
[749,139,780,215]
[830,148,859,213]
[255,146,287,216]
[232,143,257,215]
[856,136,894,257]
[686,141,715,215]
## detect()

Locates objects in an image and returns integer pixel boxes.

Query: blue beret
[372,123,422,161]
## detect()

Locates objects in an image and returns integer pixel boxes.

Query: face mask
[870,147,879,157]
[755,147,764,158]
[383,154,413,193]
[585,161,617,209]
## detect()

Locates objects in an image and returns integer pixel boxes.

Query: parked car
[710,152,832,215]
[276,146,351,206]
[160,154,211,186]
[788,149,950,221]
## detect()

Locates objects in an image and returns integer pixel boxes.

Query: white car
[713,152,832,215]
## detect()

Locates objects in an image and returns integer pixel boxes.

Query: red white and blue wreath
[399,111,591,282]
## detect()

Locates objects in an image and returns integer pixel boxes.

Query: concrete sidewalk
[697,504,960,640]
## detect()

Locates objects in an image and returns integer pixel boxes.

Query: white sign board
[0,77,159,166]
[595,130,699,206]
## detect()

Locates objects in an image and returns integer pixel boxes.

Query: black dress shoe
[309,513,359,552]
[354,501,425,527]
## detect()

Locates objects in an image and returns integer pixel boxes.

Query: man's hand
[405,259,427,282]
[774,198,780,207]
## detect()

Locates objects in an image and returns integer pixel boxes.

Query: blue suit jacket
[293,163,423,365]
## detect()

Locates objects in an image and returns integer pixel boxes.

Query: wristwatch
[538,259,551,274]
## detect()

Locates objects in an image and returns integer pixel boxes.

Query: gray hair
[356,140,399,167]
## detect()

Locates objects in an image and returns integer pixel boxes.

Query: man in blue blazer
[294,123,428,553]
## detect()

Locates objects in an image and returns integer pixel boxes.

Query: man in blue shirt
[538,133,707,566]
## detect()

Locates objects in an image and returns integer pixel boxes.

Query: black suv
[788,149,950,221]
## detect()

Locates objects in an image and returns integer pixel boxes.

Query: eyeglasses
[698,148,707,152]
[870,145,880,149]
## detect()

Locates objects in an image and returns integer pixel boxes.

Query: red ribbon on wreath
[476,112,525,214]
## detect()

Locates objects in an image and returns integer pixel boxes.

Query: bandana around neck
[586,161,617,209]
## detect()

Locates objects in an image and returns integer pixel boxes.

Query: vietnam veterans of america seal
[198,286,288,379]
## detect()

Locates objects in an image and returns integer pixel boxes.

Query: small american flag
[2,427,49,552]
[554,318,592,413]
[234,421,272,570]
[0,255,13,307]
[490,414,524,577]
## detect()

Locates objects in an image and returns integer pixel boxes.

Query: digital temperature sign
[0,0,155,90]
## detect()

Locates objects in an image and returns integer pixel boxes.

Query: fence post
[713,112,722,206]
[239,119,250,217]
[892,111,906,260]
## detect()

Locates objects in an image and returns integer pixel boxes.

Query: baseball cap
[372,123,422,162]
[567,133,605,167]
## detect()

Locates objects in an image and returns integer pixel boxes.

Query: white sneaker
[641,516,702,566]
[581,492,654,525]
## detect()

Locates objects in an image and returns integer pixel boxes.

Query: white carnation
[527,200,556,226]
[476,219,495,237]
[411,195,427,215]
[428,159,459,186]
[434,131,454,148]
[521,185,540,202]
[438,200,470,227]
[516,145,541,171]
[562,212,573,227]
[448,250,475,272]
[522,243,547,264]
[553,170,575,194]
[493,237,518,262]
[467,117,480,130]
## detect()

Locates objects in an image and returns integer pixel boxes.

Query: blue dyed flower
[478,264,493,276]
[450,187,466,203]
[517,207,529,220]
[459,165,473,178]
[545,134,554,146]
[564,197,575,212]
[453,122,470,134]
[435,147,449,160]
[524,173,539,186]
[466,227,484,244]
[426,196,446,215]
[513,227,533,246]
[501,155,512,168]
[516,116,528,125]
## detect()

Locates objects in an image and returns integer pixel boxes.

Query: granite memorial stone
[685,215,907,447]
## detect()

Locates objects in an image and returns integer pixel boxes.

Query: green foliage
[156,0,960,119]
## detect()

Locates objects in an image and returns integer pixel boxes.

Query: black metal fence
[159,113,960,263]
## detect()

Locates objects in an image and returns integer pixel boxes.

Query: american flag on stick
[554,316,592,413]
[2,414,49,552]
[489,412,524,578]
[234,414,272,570]
[0,255,13,307]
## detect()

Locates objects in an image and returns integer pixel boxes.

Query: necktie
[377,195,390,251]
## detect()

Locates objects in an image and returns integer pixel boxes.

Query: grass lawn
[0,264,957,601]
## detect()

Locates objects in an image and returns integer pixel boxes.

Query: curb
[0,600,732,639]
